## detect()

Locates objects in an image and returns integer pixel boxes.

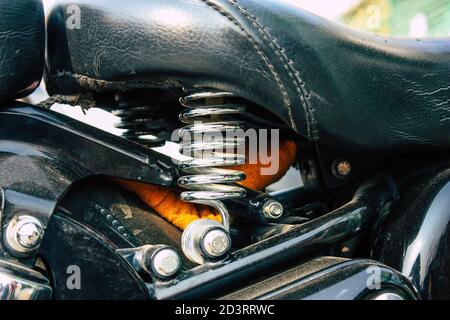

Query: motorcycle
[0,0,449,300]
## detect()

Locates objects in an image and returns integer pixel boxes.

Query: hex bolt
[17,222,43,248]
[182,219,232,264]
[150,247,182,278]
[262,199,284,219]
[5,215,44,255]
[134,245,182,279]
[333,159,352,178]
[200,228,231,258]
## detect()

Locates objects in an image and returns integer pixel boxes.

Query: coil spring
[112,104,167,148]
[177,91,248,230]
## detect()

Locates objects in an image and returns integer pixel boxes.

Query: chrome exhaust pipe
[0,260,52,300]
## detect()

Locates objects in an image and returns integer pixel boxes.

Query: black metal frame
[221,257,419,300]
[373,167,450,299]
[0,101,434,300]
[0,101,176,268]
[150,175,398,299]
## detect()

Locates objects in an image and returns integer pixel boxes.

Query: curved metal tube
[152,175,397,299]
[0,260,52,300]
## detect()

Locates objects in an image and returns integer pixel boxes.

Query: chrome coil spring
[111,104,168,147]
[177,91,248,230]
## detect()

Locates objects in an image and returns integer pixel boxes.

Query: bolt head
[5,215,44,255]
[182,219,231,264]
[263,200,284,219]
[17,222,43,249]
[151,248,181,278]
[201,228,231,258]
[333,160,352,178]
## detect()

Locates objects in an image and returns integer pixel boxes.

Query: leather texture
[0,0,45,105]
[45,0,450,153]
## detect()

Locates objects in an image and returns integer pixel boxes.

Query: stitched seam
[230,0,315,139]
[198,0,297,131]
[228,0,318,140]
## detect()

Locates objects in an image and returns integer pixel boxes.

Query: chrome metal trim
[150,247,182,278]
[0,186,4,231]
[4,215,44,255]
[180,91,236,105]
[372,292,405,300]
[181,219,231,265]
[0,260,52,300]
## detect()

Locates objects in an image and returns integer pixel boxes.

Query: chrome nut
[262,199,284,219]
[150,247,182,278]
[332,159,352,178]
[182,219,231,265]
[5,215,44,255]
[133,245,182,279]
[200,228,231,258]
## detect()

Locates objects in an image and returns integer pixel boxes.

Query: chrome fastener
[333,159,352,178]
[5,215,44,255]
[133,245,182,279]
[182,219,231,264]
[200,228,231,258]
[150,247,182,278]
[262,199,284,219]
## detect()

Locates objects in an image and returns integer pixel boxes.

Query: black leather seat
[45,0,450,153]
[0,0,45,105]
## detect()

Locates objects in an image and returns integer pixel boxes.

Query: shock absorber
[177,91,248,264]
[110,92,173,148]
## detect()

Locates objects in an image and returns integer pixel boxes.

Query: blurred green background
[282,0,450,37]
[43,0,450,37]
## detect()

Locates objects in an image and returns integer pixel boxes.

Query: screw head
[333,160,352,178]
[5,216,44,255]
[17,222,43,249]
[182,219,232,264]
[151,248,181,278]
[262,200,284,219]
[201,228,231,258]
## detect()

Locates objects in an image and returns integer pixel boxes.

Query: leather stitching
[227,0,318,140]
[197,0,297,131]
